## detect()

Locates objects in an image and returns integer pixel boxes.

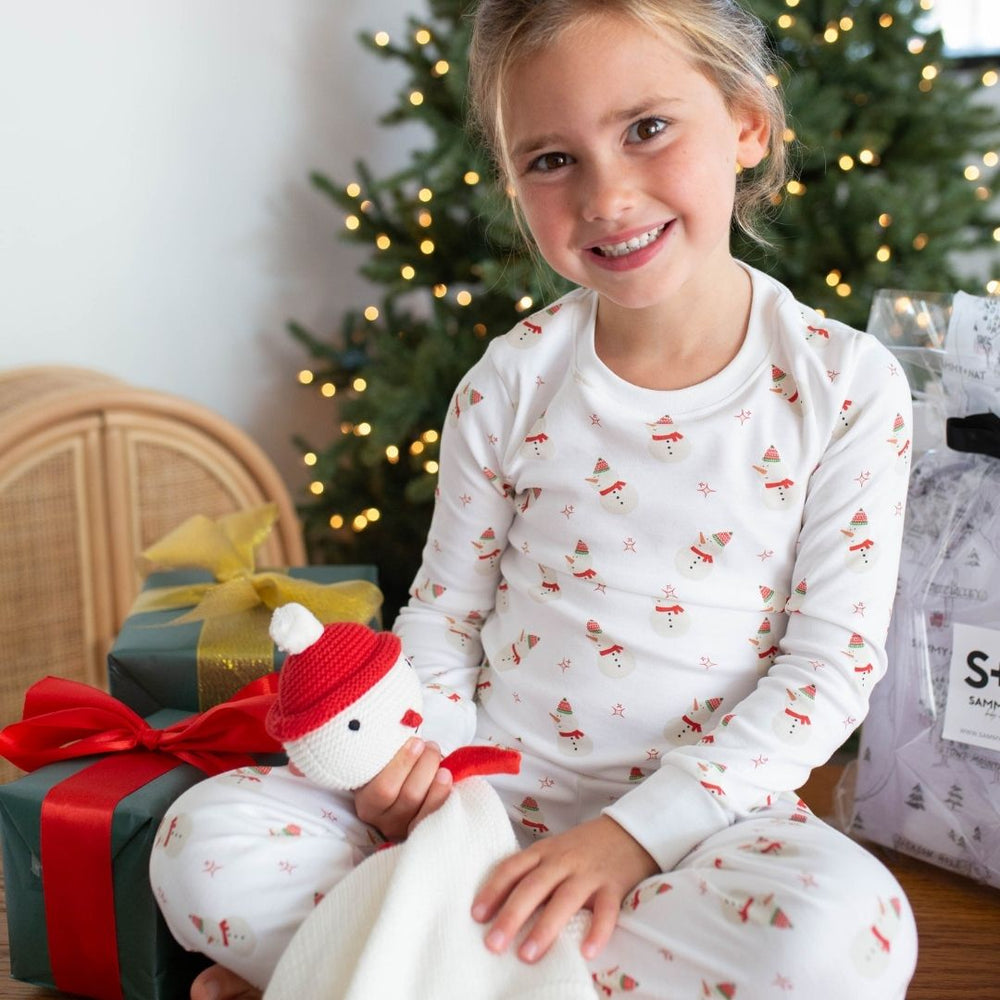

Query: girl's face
[502,13,769,317]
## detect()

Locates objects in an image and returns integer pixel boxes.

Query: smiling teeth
[596,224,666,258]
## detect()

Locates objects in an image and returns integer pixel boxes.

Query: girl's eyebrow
[510,97,679,160]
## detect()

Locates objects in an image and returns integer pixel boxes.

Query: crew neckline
[571,264,775,415]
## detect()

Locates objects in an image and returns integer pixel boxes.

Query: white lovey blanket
[264,776,595,1000]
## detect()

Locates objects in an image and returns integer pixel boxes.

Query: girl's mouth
[591,224,668,258]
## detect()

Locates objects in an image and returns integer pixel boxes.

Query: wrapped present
[108,504,382,715]
[848,290,1000,887]
[0,675,284,1000]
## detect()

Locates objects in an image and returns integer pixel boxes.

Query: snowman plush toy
[265,602,520,794]
[261,604,594,1000]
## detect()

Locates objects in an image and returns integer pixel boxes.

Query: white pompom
[270,602,324,654]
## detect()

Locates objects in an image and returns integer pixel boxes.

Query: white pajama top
[394,265,913,872]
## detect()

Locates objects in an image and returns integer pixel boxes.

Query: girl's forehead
[501,16,712,125]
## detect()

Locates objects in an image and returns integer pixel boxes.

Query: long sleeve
[604,315,913,869]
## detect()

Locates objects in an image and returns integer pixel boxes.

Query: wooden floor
[1,763,998,999]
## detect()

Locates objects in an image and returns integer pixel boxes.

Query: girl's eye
[530,151,573,173]
[627,117,668,143]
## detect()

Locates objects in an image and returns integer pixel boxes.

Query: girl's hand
[472,814,658,963]
[354,737,453,841]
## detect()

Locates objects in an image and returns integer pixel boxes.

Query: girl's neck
[593,261,753,391]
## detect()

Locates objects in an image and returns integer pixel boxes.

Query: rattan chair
[0,365,306,784]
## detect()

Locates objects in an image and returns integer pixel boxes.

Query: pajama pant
[150,756,917,999]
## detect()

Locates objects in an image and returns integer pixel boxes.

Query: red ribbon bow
[0,675,281,1000]
[0,674,281,775]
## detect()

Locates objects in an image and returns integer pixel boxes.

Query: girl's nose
[580,162,635,222]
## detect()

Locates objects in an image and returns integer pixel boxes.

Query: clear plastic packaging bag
[847,290,1000,887]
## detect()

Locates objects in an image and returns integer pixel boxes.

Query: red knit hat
[267,621,402,741]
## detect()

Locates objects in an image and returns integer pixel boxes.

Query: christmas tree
[290,0,1000,618]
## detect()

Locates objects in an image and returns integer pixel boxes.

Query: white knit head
[270,602,324,654]
[285,655,424,790]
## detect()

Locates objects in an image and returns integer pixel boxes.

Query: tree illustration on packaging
[944,784,964,811]
[904,784,925,811]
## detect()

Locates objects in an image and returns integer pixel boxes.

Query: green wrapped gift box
[108,565,380,715]
[0,682,285,1000]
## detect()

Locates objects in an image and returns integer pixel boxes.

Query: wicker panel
[0,427,110,785]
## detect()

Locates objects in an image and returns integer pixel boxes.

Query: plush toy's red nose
[400,708,423,728]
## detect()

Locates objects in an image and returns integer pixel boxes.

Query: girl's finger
[407,764,453,832]
[516,877,593,963]
[481,861,562,955]
[472,849,541,924]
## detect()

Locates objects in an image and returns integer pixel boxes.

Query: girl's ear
[735,104,771,170]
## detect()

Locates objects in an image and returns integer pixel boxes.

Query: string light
[433,284,448,298]
[410,91,424,107]
[876,245,892,262]
[878,213,893,228]
[376,234,391,250]
[777,14,794,29]
[913,234,929,250]
[346,182,362,198]
[374,31,390,47]
[839,17,853,31]
[835,283,852,298]
[825,270,841,287]
[329,514,345,529]
[297,370,314,385]
[321,382,336,398]
[433,60,450,77]
[984,152,999,168]
[385,445,400,463]
[908,38,925,55]
[355,422,372,437]
[456,290,473,306]
[364,306,379,322]
[965,165,982,181]
[345,215,361,231]
[987,280,1000,294]
[516,295,534,312]
[879,15,893,29]
[418,188,433,203]
[414,28,432,45]
[838,155,855,171]
[401,265,416,280]
[310,482,325,496]
[410,441,425,455]
[424,461,440,475]
[418,211,433,227]
[983,71,998,88]
[464,171,481,185]
[422,430,440,444]
[365,508,381,523]
[786,180,806,196]
[303,452,317,466]
[823,25,839,44]
[352,515,368,532]
[353,377,368,392]
[420,239,435,255]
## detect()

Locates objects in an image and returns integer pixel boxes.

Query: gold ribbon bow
[132,504,383,707]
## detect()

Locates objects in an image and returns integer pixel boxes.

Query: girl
[155,2,918,996]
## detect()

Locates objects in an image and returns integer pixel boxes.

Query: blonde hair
[468,0,789,244]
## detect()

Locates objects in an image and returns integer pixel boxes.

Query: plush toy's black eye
[348,719,361,731]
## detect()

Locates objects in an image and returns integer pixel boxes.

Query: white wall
[1,0,421,494]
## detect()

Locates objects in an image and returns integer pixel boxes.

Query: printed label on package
[942,622,1000,753]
